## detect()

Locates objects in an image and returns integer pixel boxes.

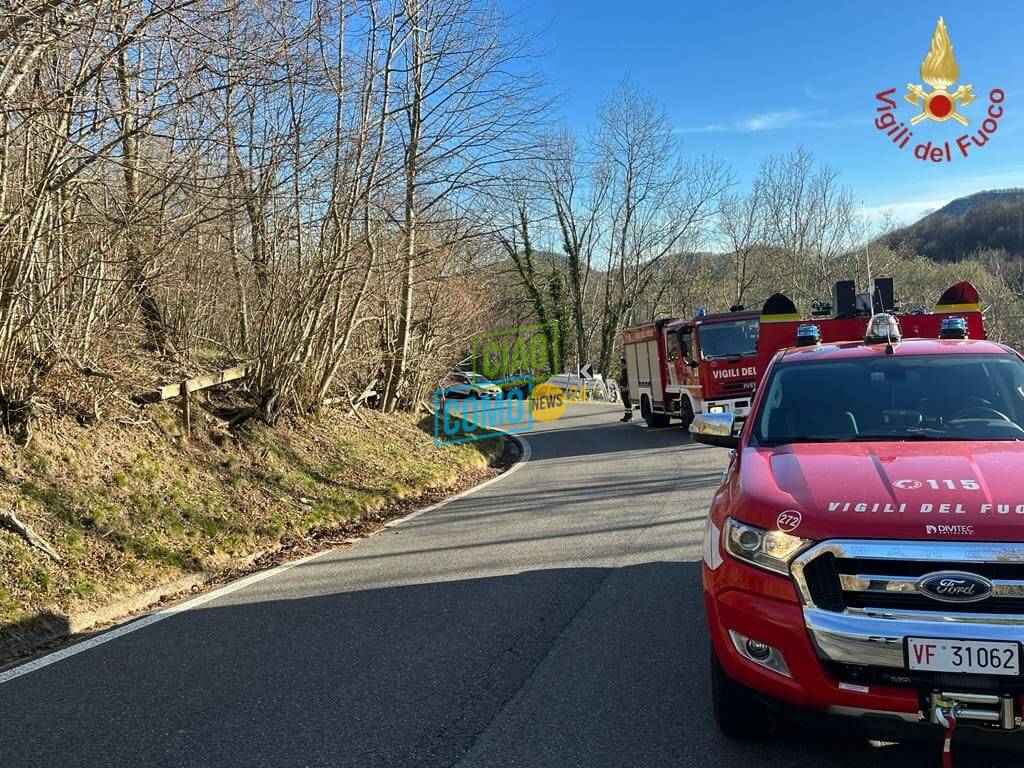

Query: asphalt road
[0,404,1017,767]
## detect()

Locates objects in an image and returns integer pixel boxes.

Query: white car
[441,371,503,399]
[544,373,607,401]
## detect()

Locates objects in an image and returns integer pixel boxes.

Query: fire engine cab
[623,311,760,428]
[622,278,985,429]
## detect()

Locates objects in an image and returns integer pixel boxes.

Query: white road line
[0,433,532,686]
[0,550,324,686]
[386,432,531,527]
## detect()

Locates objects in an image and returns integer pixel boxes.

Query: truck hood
[738,442,1024,542]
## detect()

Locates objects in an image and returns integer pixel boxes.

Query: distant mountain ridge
[884,188,1024,262]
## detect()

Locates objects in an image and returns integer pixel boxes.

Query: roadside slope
[0,408,499,659]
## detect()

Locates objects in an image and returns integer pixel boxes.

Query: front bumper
[703,396,752,419]
[767,696,1024,751]
[805,605,1024,669]
[704,555,1024,743]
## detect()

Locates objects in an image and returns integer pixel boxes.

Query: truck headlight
[724,518,811,575]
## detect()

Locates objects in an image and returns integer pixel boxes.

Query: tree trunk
[382,1,422,412]
[116,37,170,353]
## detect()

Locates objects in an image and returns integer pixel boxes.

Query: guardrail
[133,364,250,437]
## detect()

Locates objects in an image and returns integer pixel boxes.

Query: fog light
[708,405,725,413]
[745,639,771,660]
[728,630,792,678]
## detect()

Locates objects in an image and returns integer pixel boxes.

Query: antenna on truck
[861,201,874,304]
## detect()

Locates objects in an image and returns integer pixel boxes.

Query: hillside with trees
[882,189,1024,262]
[484,145,1024,371]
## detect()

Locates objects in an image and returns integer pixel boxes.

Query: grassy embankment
[0,407,499,650]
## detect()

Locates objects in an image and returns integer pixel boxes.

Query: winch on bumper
[704,535,1024,747]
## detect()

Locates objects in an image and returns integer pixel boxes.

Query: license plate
[907,637,1020,676]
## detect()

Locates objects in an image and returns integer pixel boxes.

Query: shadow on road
[521,405,704,462]
[1,562,1017,768]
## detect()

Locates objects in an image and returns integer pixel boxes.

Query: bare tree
[541,129,608,369]
[718,175,766,307]
[759,148,859,303]
[592,82,728,373]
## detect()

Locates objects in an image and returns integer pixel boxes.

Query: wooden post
[180,379,191,438]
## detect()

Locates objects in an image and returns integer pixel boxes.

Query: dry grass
[0,406,498,629]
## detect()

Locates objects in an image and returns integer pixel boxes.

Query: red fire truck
[622,279,984,429]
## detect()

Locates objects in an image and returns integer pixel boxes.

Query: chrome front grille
[792,540,1024,616]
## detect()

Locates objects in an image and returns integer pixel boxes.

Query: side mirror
[690,412,739,449]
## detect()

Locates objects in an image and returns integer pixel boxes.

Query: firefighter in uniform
[618,357,632,422]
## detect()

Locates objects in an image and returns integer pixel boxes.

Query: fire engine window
[753,354,1024,444]
[698,319,758,360]
[677,330,691,361]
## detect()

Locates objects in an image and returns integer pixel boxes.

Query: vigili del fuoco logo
[874,17,1004,162]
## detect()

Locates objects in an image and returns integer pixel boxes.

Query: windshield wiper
[763,431,954,445]
[849,431,952,441]
[760,436,845,445]
[852,432,1024,442]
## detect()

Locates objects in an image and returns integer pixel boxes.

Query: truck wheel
[641,396,669,428]
[678,398,694,431]
[710,650,778,739]
[640,396,652,422]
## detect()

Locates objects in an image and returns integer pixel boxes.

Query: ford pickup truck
[692,318,1024,756]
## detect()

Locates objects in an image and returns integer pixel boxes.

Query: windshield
[752,354,1024,444]
[698,319,759,359]
[466,373,492,384]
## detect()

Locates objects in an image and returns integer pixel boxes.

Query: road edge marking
[0,432,532,686]
[0,549,327,686]
[385,431,531,527]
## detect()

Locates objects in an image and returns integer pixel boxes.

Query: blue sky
[501,1,1024,226]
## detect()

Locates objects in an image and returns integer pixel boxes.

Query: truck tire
[641,396,669,428]
[678,397,694,431]
[710,650,778,739]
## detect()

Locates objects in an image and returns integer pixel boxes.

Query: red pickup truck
[693,317,1024,755]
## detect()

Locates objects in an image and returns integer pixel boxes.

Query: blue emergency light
[940,316,968,339]
[795,323,821,347]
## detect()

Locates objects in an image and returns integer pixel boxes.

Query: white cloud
[679,109,864,134]
[739,109,807,132]
[863,199,950,227]
[864,165,1024,227]
[680,108,808,134]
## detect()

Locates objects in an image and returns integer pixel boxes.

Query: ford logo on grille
[918,571,993,603]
